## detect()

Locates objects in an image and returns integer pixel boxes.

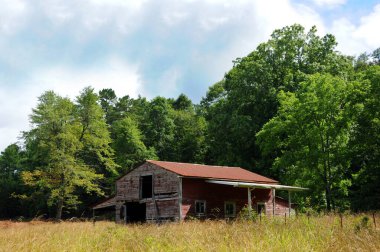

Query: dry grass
[0,214,379,252]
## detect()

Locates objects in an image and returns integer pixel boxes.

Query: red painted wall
[182,178,275,219]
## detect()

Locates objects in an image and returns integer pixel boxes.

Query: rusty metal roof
[147,160,278,184]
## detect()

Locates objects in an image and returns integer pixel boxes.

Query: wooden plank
[178,176,182,221]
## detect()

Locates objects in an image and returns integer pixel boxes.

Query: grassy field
[0,214,379,252]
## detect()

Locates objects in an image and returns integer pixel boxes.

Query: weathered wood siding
[116,162,180,200]
[115,162,180,222]
[146,199,180,221]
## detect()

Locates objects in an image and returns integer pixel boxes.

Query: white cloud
[142,66,182,98]
[200,16,229,31]
[162,11,189,27]
[0,0,28,35]
[0,58,141,151]
[330,18,362,55]
[32,57,142,100]
[330,4,380,55]
[253,1,325,36]
[0,128,23,150]
[88,0,147,8]
[354,4,380,50]
[0,87,31,151]
[312,0,347,7]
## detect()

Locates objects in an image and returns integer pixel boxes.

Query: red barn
[92,160,306,223]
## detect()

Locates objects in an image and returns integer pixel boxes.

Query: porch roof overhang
[92,196,116,210]
[207,180,308,191]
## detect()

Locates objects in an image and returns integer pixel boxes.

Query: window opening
[141,175,153,199]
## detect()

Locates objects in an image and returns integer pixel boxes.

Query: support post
[115,202,120,223]
[272,188,276,216]
[247,188,252,213]
[373,212,376,229]
[288,191,291,217]
[123,205,127,223]
[125,204,128,223]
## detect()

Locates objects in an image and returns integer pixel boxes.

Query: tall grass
[0,214,379,251]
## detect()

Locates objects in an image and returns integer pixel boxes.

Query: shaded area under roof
[147,160,278,184]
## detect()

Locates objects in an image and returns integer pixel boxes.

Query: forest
[0,24,379,219]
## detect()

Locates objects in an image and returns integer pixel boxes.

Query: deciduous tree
[112,117,156,172]
[22,91,104,219]
[257,74,364,211]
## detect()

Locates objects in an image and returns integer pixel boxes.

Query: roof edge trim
[207,180,308,191]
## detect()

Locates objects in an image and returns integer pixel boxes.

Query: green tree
[171,109,207,163]
[145,97,175,160]
[111,95,151,141]
[173,93,193,111]
[0,144,25,218]
[0,144,23,178]
[371,48,380,65]
[349,65,380,210]
[76,87,118,179]
[99,88,118,125]
[112,117,156,172]
[202,24,352,172]
[257,74,364,211]
[22,91,104,219]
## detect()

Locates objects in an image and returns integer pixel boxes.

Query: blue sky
[1,0,380,151]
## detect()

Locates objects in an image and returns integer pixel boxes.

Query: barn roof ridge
[146,160,278,184]
[146,159,241,169]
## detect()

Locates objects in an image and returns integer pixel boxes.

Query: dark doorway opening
[126,202,146,223]
[141,175,153,199]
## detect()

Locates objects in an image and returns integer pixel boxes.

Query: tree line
[0,24,379,219]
